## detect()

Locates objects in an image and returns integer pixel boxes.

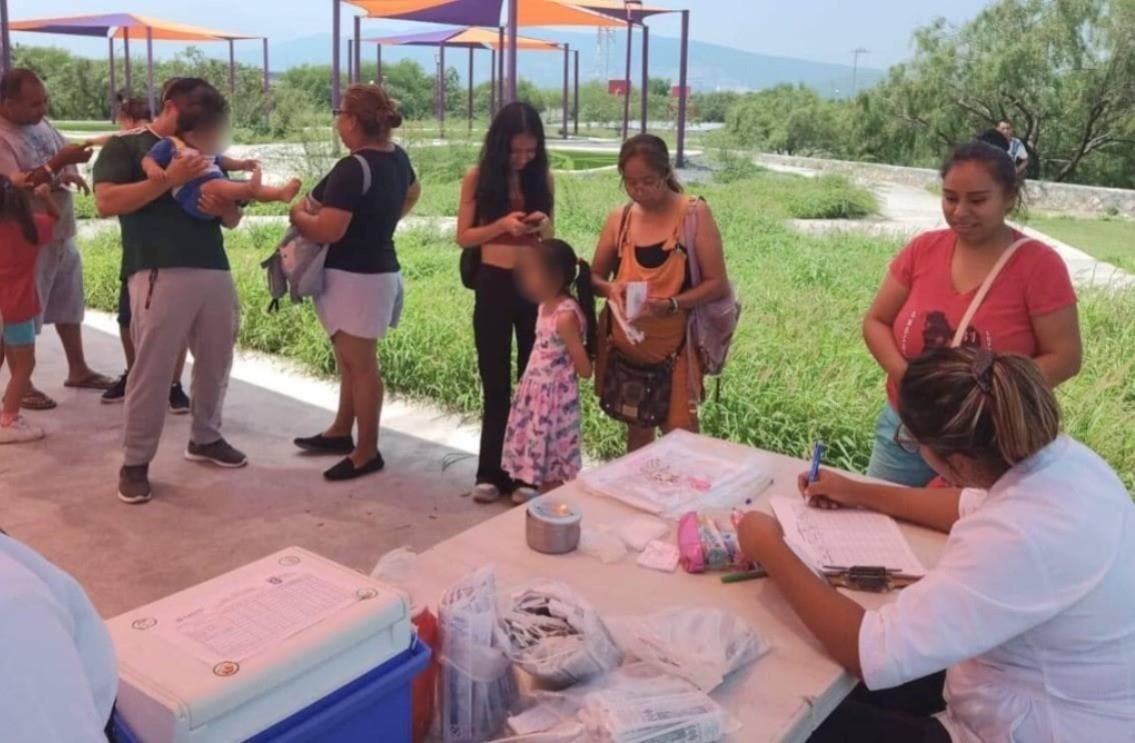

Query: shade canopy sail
[10,13,255,41]
[348,0,622,27]
[564,0,671,22]
[347,0,503,25]
[369,25,561,51]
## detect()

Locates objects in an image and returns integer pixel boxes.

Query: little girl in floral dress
[498,239,598,505]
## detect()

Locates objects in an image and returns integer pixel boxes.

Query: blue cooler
[106,547,427,742]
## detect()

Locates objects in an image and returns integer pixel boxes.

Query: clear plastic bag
[496,580,624,689]
[439,566,520,742]
[608,607,769,693]
[579,524,629,564]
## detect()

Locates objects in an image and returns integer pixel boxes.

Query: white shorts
[35,237,85,330]
[315,269,403,340]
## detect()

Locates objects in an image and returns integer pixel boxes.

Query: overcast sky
[11,0,993,69]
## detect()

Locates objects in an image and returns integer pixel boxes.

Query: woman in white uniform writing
[738,347,1135,741]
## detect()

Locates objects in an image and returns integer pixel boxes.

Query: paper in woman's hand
[625,281,648,322]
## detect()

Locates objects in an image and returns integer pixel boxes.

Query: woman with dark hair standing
[291,84,421,481]
[862,141,1082,486]
[736,348,1135,741]
[590,134,729,453]
[457,101,555,503]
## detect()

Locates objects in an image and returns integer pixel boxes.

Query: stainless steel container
[525,496,582,554]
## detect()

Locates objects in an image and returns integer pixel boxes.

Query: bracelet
[668,297,680,314]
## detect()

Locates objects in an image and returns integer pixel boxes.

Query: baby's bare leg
[200,178,257,203]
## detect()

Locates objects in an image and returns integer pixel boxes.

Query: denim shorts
[866,404,937,487]
[2,319,36,346]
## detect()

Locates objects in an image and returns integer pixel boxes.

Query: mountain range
[233,30,883,97]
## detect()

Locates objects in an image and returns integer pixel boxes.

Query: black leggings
[473,265,537,489]
[808,672,950,743]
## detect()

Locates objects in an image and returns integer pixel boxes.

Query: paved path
[1,310,497,619]
[765,161,1134,289]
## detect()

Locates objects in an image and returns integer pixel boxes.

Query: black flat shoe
[295,433,355,454]
[324,453,385,481]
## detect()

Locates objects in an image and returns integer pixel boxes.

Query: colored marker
[721,568,768,583]
[808,441,826,484]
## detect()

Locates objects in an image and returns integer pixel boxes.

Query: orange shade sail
[10,13,255,41]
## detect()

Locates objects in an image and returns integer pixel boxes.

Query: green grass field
[78,169,1135,489]
[1022,215,1135,273]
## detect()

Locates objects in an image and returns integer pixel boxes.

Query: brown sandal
[21,389,57,410]
[63,372,116,391]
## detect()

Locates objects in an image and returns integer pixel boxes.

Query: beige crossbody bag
[950,237,1031,348]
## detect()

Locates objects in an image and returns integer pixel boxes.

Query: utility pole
[851,47,868,97]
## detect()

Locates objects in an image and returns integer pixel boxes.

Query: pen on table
[721,567,768,583]
[808,441,826,483]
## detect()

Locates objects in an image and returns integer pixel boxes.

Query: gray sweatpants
[123,268,239,467]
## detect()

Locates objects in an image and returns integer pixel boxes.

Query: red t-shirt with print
[0,213,55,325]
[886,228,1077,406]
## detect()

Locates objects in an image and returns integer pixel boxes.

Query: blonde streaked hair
[898,347,1060,472]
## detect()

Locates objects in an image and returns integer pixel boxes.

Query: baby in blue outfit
[142,96,300,220]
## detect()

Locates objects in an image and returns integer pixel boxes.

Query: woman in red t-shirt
[862,142,1082,486]
[0,179,58,444]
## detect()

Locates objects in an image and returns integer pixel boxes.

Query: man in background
[997,120,1030,178]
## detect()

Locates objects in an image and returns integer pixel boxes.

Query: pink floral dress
[503,299,587,486]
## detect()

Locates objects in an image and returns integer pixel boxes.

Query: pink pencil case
[677,511,749,574]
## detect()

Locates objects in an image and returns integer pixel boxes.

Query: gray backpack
[262,154,372,312]
[682,197,740,376]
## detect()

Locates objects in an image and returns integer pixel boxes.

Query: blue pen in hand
[808,441,826,484]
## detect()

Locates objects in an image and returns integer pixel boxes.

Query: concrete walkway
[767,160,1134,289]
[1,311,497,618]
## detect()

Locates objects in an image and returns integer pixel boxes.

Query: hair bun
[386,110,403,129]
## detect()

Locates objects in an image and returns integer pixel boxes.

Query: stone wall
[754,153,1135,218]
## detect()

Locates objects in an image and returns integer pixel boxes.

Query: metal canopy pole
[331,0,341,109]
[507,0,518,101]
[1,0,10,74]
[262,38,269,94]
[622,18,633,140]
[497,26,505,107]
[467,47,475,131]
[228,39,236,95]
[573,49,579,134]
[561,44,569,139]
[353,15,361,84]
[376,44,382,84]
[676,9,689,167]
[438,42,446,137]
[489,48,496,117]
[123,29,132,94]
[348,39,354,83]
[145,27,155,120]
[640,24,648,134]
[108,38,117,122]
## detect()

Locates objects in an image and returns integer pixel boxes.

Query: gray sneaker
[185,438,248,468]
[118,465,152,504]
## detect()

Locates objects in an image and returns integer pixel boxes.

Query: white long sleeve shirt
[858,436,1135,742]
[0,535,117,742]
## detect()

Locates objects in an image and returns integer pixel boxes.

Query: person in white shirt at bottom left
[737,346,1135,743]
[0,531,118,742]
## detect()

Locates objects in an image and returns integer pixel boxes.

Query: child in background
[497,239,598,504]
[85,95,152,147]
[142,93,300,220]
[0,179,59,444]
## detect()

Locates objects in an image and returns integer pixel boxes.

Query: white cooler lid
[107,546,409,736]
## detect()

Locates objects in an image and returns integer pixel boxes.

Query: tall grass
[80,171,1135,489]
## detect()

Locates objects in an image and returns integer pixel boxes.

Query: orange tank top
[613,199,693,341]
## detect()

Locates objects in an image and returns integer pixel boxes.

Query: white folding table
[412,435,948,742]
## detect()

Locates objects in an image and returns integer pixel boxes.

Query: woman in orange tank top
[591,135,730,452]
[456,102,555,502]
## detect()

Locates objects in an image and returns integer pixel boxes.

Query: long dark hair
[941,141,1020,202]
[536,239,598,360]
[474,101,552,225]
[899,348,1060,476]
[619,134,682,193]
[0,175,39,244]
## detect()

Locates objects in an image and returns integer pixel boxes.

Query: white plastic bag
[579,524,629,564]
[496,580,624,689]
[609,607,768,693]
[439,565,520,742]
[617,516,671,552]
[370,546,419,608]
[578,664,739,743]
